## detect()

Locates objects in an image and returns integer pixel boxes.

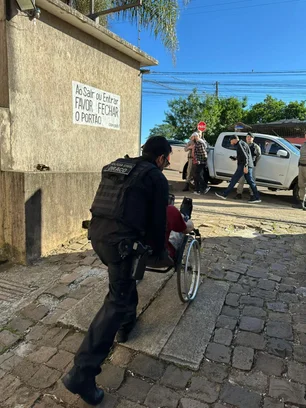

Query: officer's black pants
[74,241,137,376]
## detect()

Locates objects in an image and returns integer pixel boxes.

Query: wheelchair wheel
[176,236,201,303]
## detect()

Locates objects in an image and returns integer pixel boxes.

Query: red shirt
[166,205,187,258]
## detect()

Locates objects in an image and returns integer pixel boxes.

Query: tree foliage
[244,95,286,124]
[148,91,306,144]
[283,100,306,120]
[165,89,205,140]
[152,90,247,144]
[148,123,175,139]
[244,96,306,123]
[70,0,191,58]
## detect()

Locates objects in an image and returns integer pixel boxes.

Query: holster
[118,240,151,280]
[82,220,91,240]
[131,242,152,280]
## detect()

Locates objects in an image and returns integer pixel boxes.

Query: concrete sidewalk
[0,196,306,407]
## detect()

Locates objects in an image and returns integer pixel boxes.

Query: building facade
[0,0,157,263]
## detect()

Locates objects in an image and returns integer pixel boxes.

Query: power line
[144,79,306,88]
[149,69,306,75]
[143,70,306,101]
[143,79,187,92]
[179,0,256,11]
[180,0,302,16]
[110,0,302,25]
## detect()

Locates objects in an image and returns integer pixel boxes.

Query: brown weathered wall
[24,171,100,262]
[1,170,101,264]
[4,5,141,172]
[0,0,156,263]
[0,171,26,263]
[0,108,11,260]
[0,0,9,108]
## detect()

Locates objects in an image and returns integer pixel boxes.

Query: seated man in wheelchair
[166,195,194,259]
[147,195,195,267]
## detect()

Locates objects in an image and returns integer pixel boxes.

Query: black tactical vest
[91,158,156,230]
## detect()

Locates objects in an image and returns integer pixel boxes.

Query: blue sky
[109,0,306,143]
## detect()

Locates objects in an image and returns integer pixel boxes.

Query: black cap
[247,132,254,137]
[230,135,239,141]
[142,136,172,159]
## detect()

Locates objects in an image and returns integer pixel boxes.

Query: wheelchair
[82,196,201,303]
[146,230,201,303]
[146,194,201,303]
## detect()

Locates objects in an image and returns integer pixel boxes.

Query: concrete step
[58,270,173,331]
[124,274,189,357]
[160,279,229,370]
[58,276,109,331]
[59,265,229,370]
[124,277,229,370]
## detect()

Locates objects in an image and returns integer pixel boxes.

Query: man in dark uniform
[62,136,172,405]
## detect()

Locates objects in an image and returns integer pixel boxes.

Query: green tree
[283,100,306,120]
[160,90,247,144]
[244,95,286,124]
[219,97,247,129]
[149,92,306,145]
[71,0,191,57]
[164,89,204,141]
[204,96,247,144]
[148,123,175,139]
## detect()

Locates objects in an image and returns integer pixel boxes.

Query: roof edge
[35,0,158,67]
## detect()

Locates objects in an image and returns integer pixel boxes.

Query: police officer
[62,136,172,405]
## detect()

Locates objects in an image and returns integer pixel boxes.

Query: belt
[300,163,306,167]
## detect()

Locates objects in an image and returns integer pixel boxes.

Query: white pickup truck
[177,132,300,200]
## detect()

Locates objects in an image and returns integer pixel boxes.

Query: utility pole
[215,81,219,99]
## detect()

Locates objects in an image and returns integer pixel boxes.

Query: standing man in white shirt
[183,132,197,192]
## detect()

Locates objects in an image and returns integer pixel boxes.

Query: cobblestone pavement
[1,195,306,407]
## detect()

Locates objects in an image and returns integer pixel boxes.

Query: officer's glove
[147,250,174,268]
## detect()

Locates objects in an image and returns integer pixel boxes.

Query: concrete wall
[0,0,9,108]
[24,171,101,261]
[0,170,100,263]
[3,4,141,172]
[0,0,157,263]
[0,171,26,262]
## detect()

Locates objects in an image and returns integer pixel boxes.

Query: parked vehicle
[168,139,222,185]
[293,143,301,150]
[167,140,188,172]
[185,132,300,200]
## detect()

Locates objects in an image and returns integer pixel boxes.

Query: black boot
[182,183,189,192]
[62,366,104,406]
[116,320,136,344]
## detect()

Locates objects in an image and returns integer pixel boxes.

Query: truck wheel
[293,182,300,202]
